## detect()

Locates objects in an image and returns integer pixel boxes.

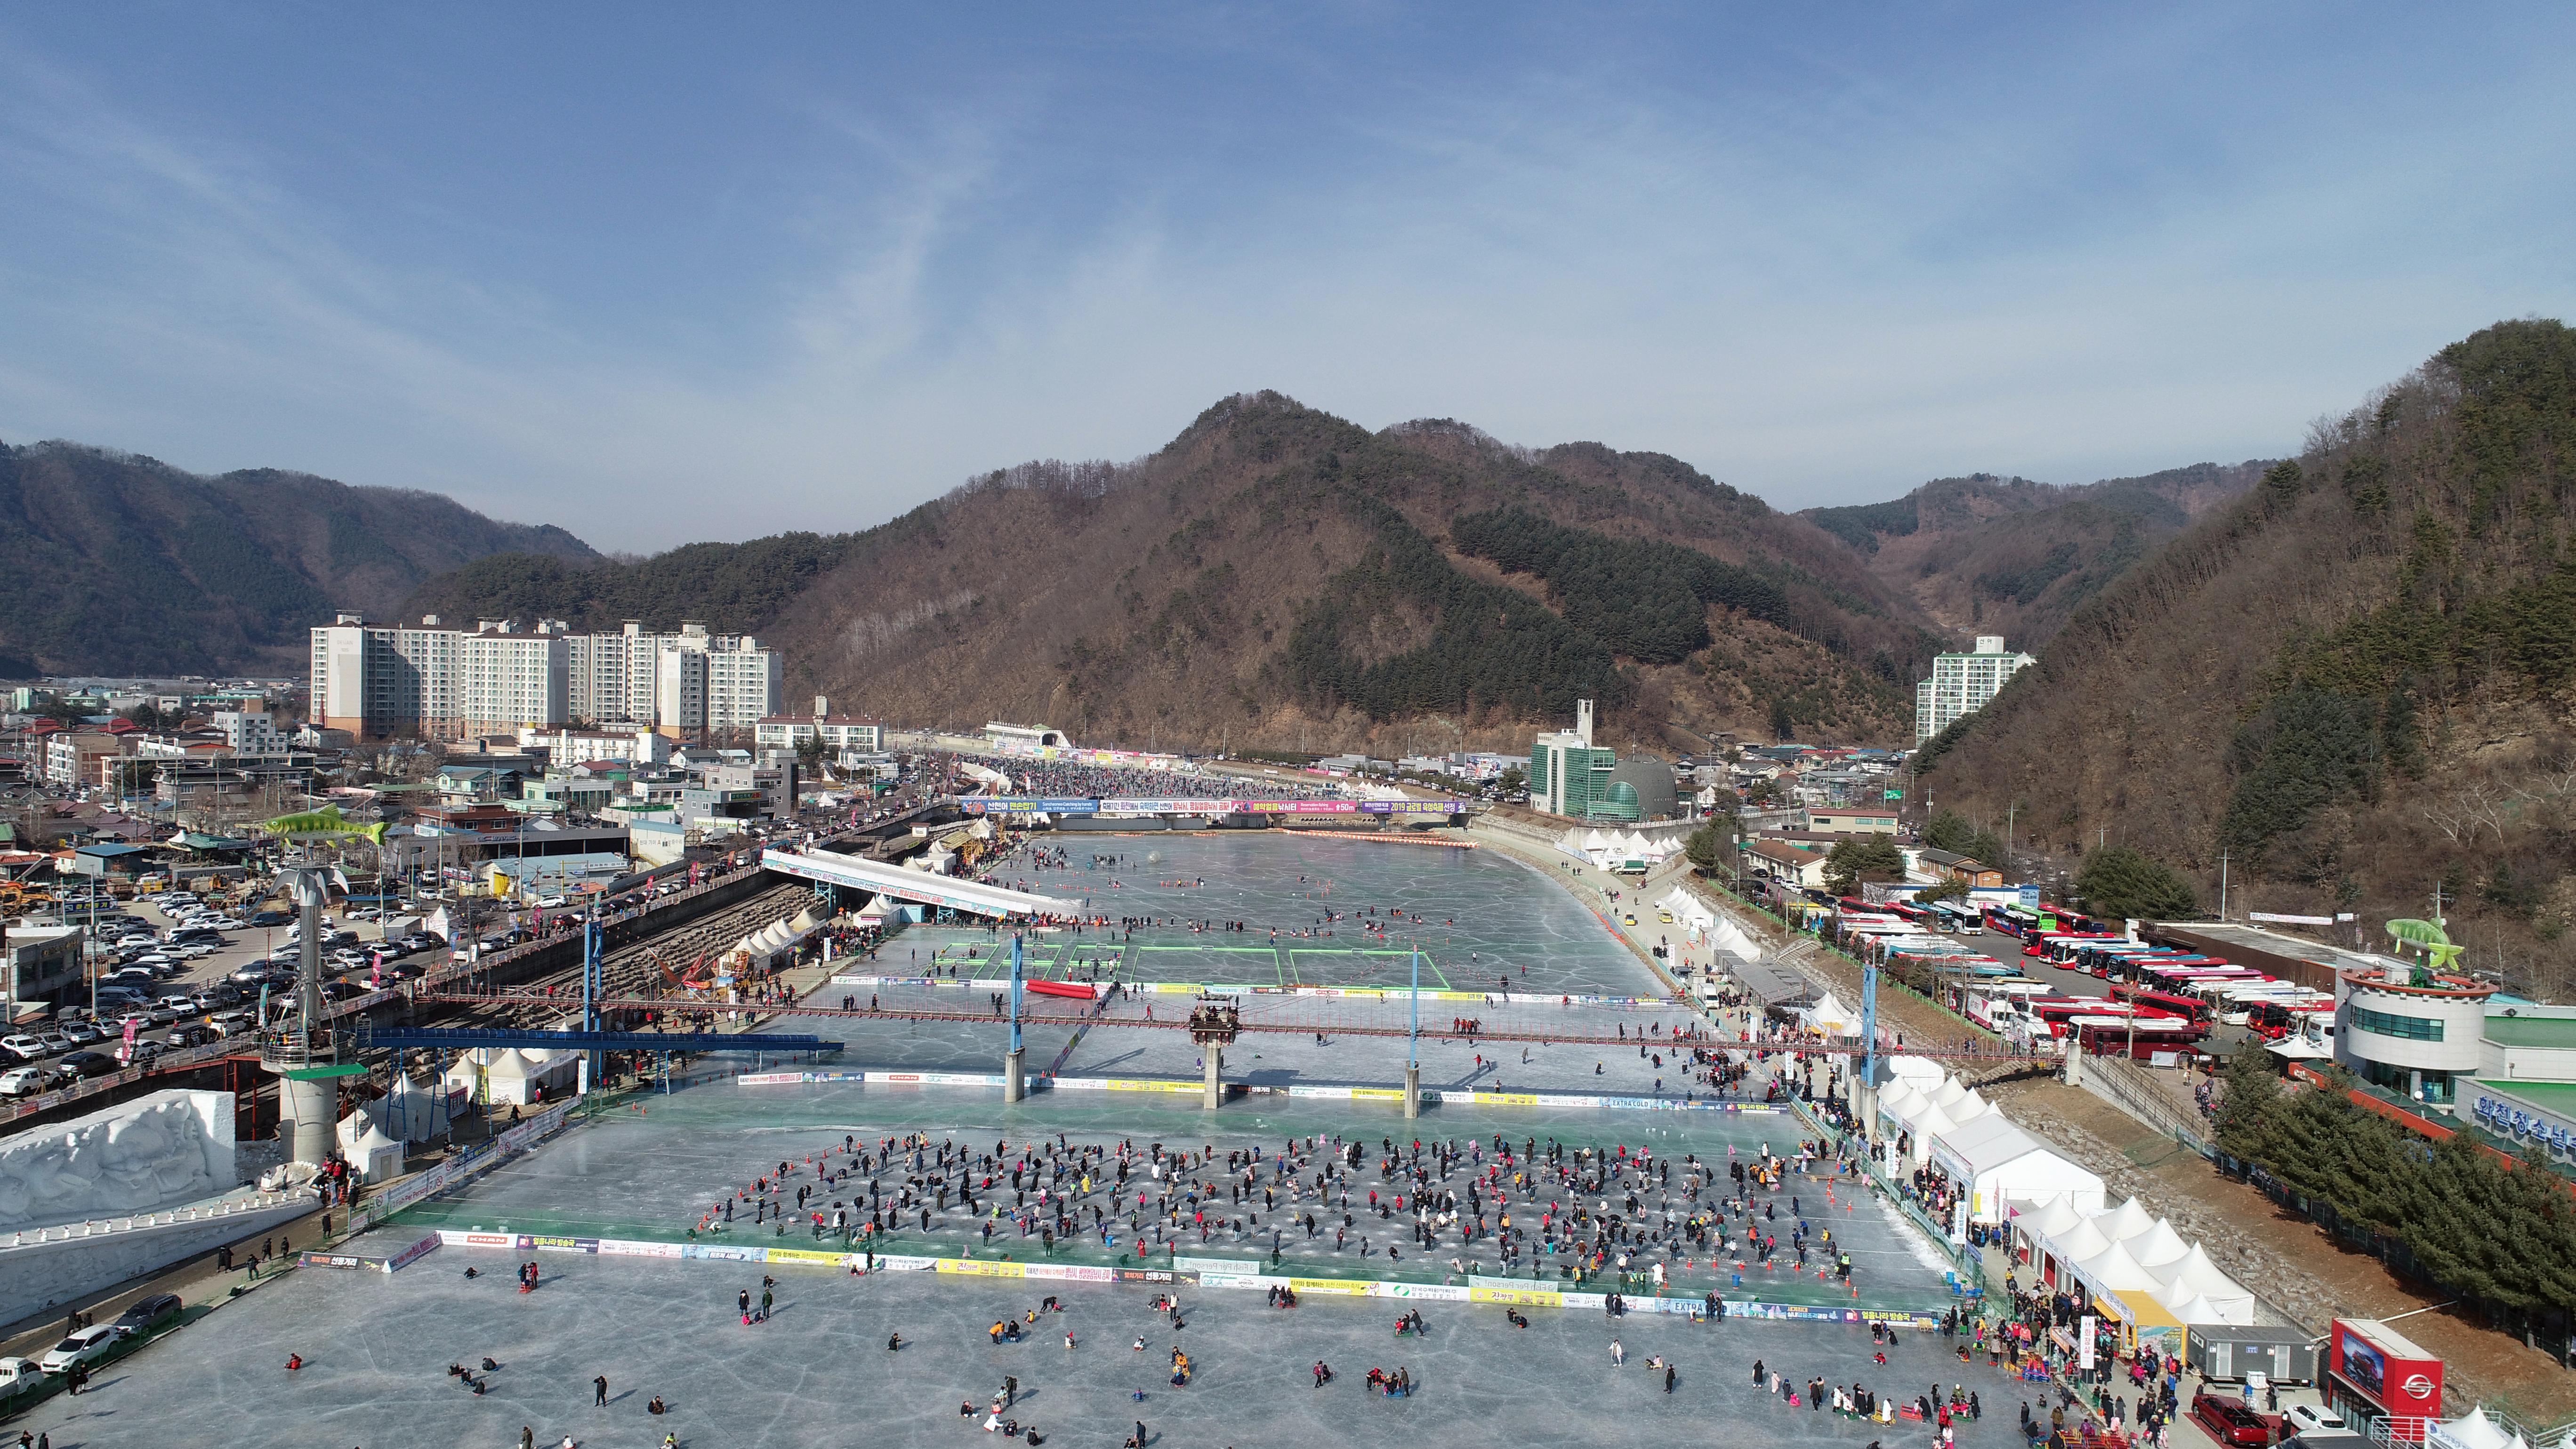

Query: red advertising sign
[2330,1319,2443,1433]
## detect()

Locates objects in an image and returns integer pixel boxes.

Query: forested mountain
[408,398,1953,753]
[1804,462,2268,648]
[0,441,598,677]
[1921,320,2576,996]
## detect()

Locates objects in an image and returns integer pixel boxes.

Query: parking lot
[0,885,449,1097]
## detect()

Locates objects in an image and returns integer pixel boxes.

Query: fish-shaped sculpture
[259,805,389,845]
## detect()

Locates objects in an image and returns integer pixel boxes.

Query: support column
[2064,1041,2085,1088]
[1404,1063,1420,1119]
[279,1072,335,1167]
[1201,1046,1223,1111]
[1004,1048,1026,1103]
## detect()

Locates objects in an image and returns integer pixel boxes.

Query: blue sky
[1,6,2570,551]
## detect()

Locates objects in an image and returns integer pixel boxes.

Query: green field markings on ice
[1286,947,1451,990]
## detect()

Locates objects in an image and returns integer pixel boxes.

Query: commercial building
[753,697,883,754]
[2334,960,2497,1105]
[1529,700,1630,821]
[2,924,83,1013]
[42,731,128,788]
[312,615,779,742]
[1915,635,2037,744]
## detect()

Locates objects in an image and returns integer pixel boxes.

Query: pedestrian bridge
[760,846,1080,920]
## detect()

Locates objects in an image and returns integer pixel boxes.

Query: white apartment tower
[312,615,780,741]
[1915,635,2037,743]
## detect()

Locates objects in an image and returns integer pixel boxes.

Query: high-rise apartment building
[312,615,780,741]
[1914,635,2036,743]
[1529,699,1626,821]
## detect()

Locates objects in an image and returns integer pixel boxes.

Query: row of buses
[1827,899,2334,1061]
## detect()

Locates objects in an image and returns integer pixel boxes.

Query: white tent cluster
[1874,1057,2105,1222]
[1656,886,1762,962]
[2012,1192,2259,1329]
[1557,826,1679,870]
[443,1045,580,1107]
[730,908,823,967]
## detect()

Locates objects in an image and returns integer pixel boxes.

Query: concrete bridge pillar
[1004,1048,1025,1103]
[1201,1046,1223,1111]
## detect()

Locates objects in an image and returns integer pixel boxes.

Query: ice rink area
[19,1243,2032,1449]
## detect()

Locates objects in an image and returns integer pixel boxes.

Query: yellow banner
[1463,1092,1538,1106]
[1106,1079,1200,1094]
[767,1248,847,1268]
[1288,1277,1374,1296]
[1349,1088,1402,1101]
[1470,1286,1564,1307]
[937,1259,1027,1278]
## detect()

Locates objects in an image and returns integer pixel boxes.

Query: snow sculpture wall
[0,1089,236,1232]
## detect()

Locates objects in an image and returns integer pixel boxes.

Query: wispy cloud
[0,8,2569,550]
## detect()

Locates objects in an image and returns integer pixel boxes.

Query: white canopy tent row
[730,908,825,968]
[443,1046,580,1107]
[1873,1064,2102,1211]
[2009,1191,2260,1328]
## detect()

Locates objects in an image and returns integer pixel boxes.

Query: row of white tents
[730,907,824,969]
[1556,826,1681,869]
[1655,885,1763,963]
[2012,1191,2259,1330]
[1876,1056,2265,1332]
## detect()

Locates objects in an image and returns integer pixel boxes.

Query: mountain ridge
[0,439,599,677]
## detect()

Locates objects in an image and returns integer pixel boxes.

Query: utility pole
[2219,852,2229,921]
[1405,946,1421,1119]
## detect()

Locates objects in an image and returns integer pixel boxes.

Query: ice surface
[33,1241,2030,1449]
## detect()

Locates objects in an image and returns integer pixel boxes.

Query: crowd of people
[954,753,1326,803]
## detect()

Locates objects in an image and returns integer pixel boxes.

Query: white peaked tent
[380,1072,456,1143]
[2436,1409,2512,1449]
[2094,1196,2157,1242]
[2120,1219,2192,1271]
[2152,1274,2255,1326]
[352,1119,405,1183]
[1584,829,1611,853]
[2017,1193,2088,1242]
[1707,916,1762,963]
[1876,1082,1924,1128]
[1886,1056,1947,1091]
[2161,1291,2233,1327]
[335,1101,379,1155]
[1930,1077,1972,1111]
[2071,1240,2160,1294]
[2046,1216,2112,1264]
[2151,1244,2254,1304]
[1808,991,1860,1034]
[1906,1100,1960,1163]
[1558,829,1587,854]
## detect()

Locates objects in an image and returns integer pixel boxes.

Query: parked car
[36,1323,120,1374]
[2284,1406,2348,1438]
[0,1068,46,1097]
[33,1031,72,1055]
[59,1020,104,1045]
[55,1050,121,1080]
[112,1292,184,1338]
[0,1034,49,1060]
[0,1354,41,1397]
[119,1038,167,1066]
[208,1011,257,1038]
[2194,1394,2272,1448]
[168,1022,216,1048]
